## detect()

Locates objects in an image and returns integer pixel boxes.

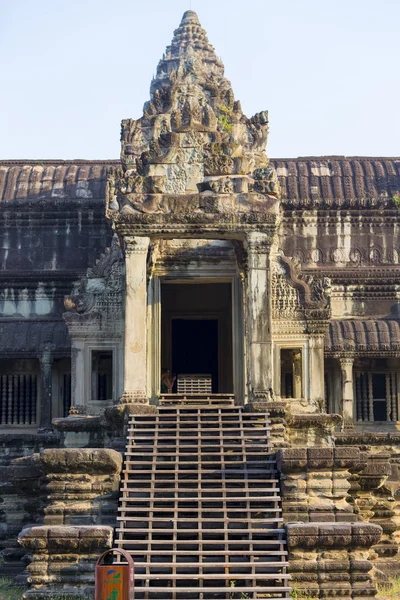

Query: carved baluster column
[340,357,354,428]
[386,373,391,421]
[245,231,273,400]
[362,373,369,422]
[391,372,398,421]
[292,350,302,398]
[355,373,362,421]
[39,345,54,431]
[121,236,151,404]
[368,372,374,421]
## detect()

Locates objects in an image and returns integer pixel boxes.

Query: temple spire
[112,9,277,209]
[180,10,201,26]
[150,10,224,94]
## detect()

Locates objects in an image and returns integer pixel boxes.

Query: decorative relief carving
[311,248,323,264]
[369,247,381,264]
[272,255,331,326]
[331,248,344,264]
[349,248,362,264]
[280,245,397,266]
[63,236,124,337]
[272,266,301,319]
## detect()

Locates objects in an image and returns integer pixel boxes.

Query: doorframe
[147,275,245,404]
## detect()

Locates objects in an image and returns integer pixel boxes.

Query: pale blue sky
[0,0,399,159]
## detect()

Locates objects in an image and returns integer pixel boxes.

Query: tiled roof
[271,157,400,207]
[1,158,399,206]
[325,319,400,354]
[0,160,118,203]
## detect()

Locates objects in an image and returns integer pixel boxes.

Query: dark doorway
[172,319,218,392]
[161,282,233,393]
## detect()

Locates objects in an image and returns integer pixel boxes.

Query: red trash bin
[95,548,134,600]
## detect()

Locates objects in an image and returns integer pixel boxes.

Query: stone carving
[63,236,124,338]
[350,248,362,263]
[106,10,280,234]
[277,255,331,310]
[311,248,323,263]
[272,255,331,332]
[272,265,302,319]
[370,247,381,263]
[284,245,389,266]
[331,248,344,263]
[251,166,279,195]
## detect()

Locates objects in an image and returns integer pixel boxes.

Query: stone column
[292,350,302,398]
[245,232,273,400]
[69,343,85,414]
[309,335,325,409]
[340,357,354,427]
[39,345,54,430]
[121,236,150,404]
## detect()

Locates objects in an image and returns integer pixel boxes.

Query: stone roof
[325,319,400,354]
[0,320,70,356]
[0,160,116,203]
[272,157,400,208]
[1,158,399,206]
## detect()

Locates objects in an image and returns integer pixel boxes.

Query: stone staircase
[115,395,290,599]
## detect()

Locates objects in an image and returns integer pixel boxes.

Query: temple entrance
[161,282,233,394]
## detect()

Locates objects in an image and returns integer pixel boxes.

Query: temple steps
[158,394,235,407]
[116,402,289,600]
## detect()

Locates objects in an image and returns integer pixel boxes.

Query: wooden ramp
[115,396,290,600]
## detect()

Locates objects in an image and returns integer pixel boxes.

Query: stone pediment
[106,11,280,235]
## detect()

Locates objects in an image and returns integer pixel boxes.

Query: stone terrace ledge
[18,525,113,599]
[285,523,382,599]
[286,522,382,547]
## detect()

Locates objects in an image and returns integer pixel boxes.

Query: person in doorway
[161,369,176,394]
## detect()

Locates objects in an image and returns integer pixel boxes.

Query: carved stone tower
[106,10,282,405]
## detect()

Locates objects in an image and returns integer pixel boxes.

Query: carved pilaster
[122,236,151,404]
[245,231,275,401]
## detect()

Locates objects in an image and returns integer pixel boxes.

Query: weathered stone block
[307,447,334,469]
[276,448,307,471]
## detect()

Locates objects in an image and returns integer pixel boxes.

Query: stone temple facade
[1,10,400,600]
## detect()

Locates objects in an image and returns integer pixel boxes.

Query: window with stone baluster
[0,359,39,426]
[355,370,398,422]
